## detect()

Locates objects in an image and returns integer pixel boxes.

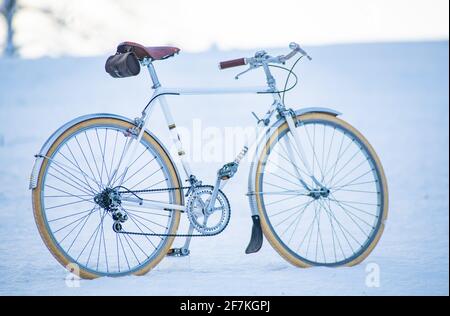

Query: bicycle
[30,41,388,279]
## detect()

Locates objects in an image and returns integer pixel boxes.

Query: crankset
[186,185,231,235]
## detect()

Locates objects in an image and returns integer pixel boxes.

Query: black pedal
[245,215,263,254]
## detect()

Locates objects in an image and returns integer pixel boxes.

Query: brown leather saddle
[117,41,180,61]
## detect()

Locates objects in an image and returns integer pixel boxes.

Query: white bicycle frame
[118,60,328,212]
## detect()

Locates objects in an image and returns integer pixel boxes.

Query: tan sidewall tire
[32,118,182,279]
[255,113,389,268]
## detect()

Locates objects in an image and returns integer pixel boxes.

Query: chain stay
[116,185,230,238]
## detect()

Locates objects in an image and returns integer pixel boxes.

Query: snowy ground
[0,41,448,296]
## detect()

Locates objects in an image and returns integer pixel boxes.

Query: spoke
[264,181,296,192]
[315,202,327,263]
[47,171,94,197]
[304,123,326,180]
[67,206,96,252]
[47,167,93,197]
[138,178,168,191]
[317,200,336,261]
[274,200,314,227]
[112,146,151,186]
[327,149,363,186]
[45,194,93,198]
[126,214,158,249]
[119,157,158,185]
[100,215,109,273]
[265,194,306,207]
[95,128,110,183]
[48,209,93,223]
[328,156,368,189]
[266,157,306,186]
[318,199,346,260]
[122,233,142,265]
[298,202,319,255]
[328,195,377,229]
[54,149,100,191]
[78,211,107,263]
[330,169,375,190]
[286,203,305,245]
[45,198,94,210]
[127,213,164,240]
[49,160,96,195]
[72,136,102,191]
[84,131,103,188]
[331,180,377,191]
[330,199,379,207]
[255,190,309,196]
[322,127,336,181]
[117,233,131,270]
[333,188,378,194]
[116,233,120,272]
[121,163,160,189]
[321,124,326,180]
[53,207,96,236]
[269,200,312,217]
[126,211,168,229]
[319,200,356,253]
[286,132,314,184]
[124,229,151,258]
[86,211,106,267]
[327,196,372,239]
[278,143,312,180]
[108,130,120,185]
[266,171,305,188]
[321,199,363,249]
[109,136,132,186]
[323,132,349,183]
[281,200,312,242]
[45,184,93,201]
[330,160,372,189]
[329,198,378,217]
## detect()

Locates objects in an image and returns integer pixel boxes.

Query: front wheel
[32,116,182,278]
[254,113,388,267]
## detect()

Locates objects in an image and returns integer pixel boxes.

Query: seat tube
[157,93,193,178]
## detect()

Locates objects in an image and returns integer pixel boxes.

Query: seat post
[146,61,161,89]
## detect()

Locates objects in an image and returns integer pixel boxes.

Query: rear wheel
[32,117,182,278]
[254,113,388,267]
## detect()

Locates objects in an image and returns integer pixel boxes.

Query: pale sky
[1,0,449,57]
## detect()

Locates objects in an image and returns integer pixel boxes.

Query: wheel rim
[258,118,385,266]
[38,122,179,276]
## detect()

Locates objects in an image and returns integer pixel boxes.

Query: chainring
[186,185,231,235]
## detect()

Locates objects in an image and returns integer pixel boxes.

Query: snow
[0,41,448,296]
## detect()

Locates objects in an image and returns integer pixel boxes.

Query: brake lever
[284,42,312,61]
[234,65,257,80]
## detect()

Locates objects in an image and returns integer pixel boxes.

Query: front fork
[284,113,327,192]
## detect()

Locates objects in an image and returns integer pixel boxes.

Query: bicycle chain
[116,185,230,238]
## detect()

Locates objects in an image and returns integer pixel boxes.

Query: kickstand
[167,223,194,257]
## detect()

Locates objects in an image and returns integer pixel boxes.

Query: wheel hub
[309,187,330,199]
[94,188,121,210]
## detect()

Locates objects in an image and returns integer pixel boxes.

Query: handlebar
[219,58,247,70]
[218,42,311,70]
